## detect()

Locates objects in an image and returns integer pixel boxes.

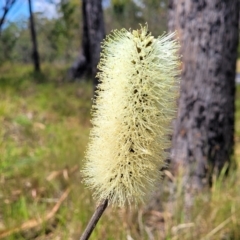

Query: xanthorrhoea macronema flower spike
[83,25,180,207]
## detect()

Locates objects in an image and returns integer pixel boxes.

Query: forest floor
[0,63,240,240]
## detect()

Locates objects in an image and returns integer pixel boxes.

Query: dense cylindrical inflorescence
[83,25,180,207]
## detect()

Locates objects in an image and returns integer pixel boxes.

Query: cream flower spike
[83,24,180,207]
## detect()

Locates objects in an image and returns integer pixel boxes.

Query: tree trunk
[69,0,105,89]
[28,0,40,72]
[0,0,17,36]
[169,0,239,192]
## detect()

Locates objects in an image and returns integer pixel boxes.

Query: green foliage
[0,0,81,65]
[48,0,80,60]
[106,0,168,36]
[111,0,130,14]
[0,22,20,64]
[0,0,169,66]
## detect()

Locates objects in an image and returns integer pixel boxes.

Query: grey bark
[28,0,40,72]
[69,0,105,89]
[169,0,239,191]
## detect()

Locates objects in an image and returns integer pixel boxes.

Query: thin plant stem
[80,199,108,240]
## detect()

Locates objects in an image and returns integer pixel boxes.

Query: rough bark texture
[169,0,239,191]
[28,0,40,72]
[69,0,105,89]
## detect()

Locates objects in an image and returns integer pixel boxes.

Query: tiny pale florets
[82,25,180,207]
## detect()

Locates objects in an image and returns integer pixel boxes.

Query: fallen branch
[0,188,71,239]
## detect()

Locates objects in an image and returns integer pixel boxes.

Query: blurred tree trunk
[0,0,17,36]
[69,0,105,89]
[169,0,239,193]
[28,0,40,72]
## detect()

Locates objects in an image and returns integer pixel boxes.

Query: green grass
[0,63,240,239]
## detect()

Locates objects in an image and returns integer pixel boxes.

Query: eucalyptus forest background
[1,0,240,240]
[0,0,168,66]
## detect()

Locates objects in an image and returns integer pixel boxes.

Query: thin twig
[80,198,108,240]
